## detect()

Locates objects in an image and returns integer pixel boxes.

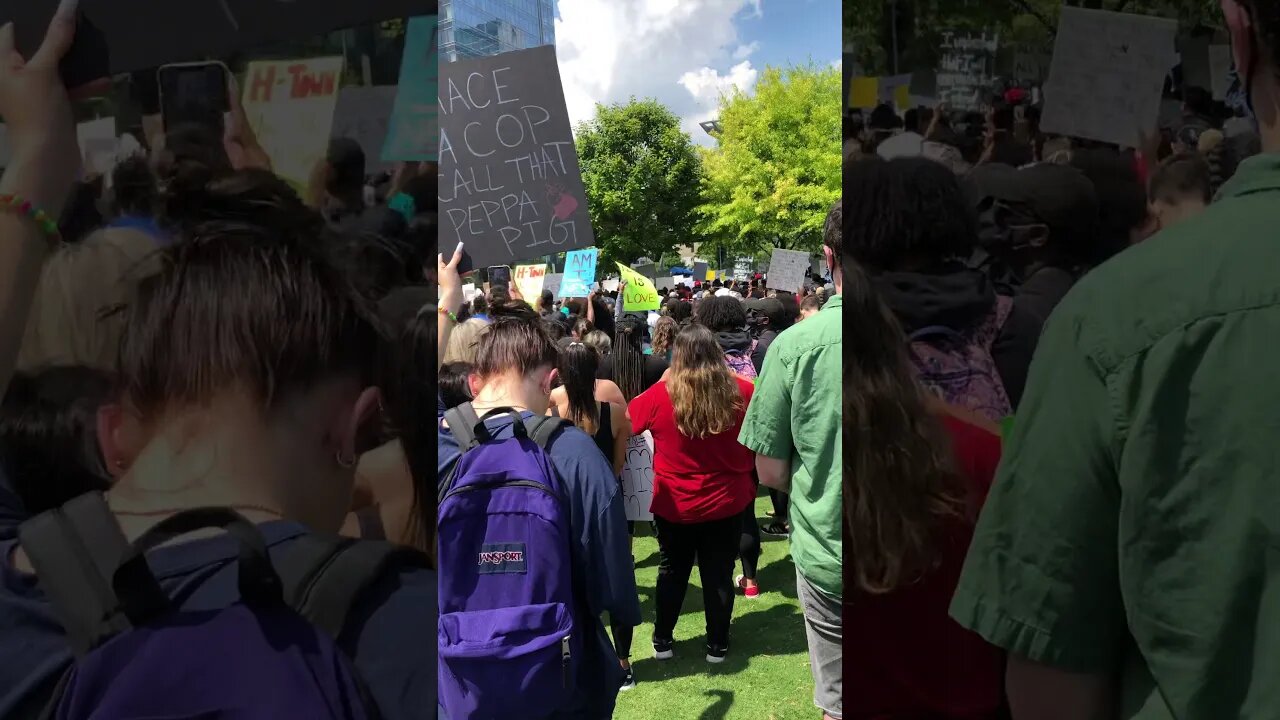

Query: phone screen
[488,266,512,289]
[159,63,231,135]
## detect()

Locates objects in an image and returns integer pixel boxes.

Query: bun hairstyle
[118,169,381,416]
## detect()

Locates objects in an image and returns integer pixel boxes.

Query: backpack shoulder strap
[444,402,484,451]
[277,534,429,640]
[17,492,144,657]
[523,414,568,450]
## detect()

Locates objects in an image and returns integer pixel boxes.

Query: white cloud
[732,42,760,61]
[555,0,763,145]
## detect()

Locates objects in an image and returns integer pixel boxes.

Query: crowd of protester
[842,0,1280,718]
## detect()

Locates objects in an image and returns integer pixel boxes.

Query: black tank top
[591,401,613,460]
[553,401,614,462]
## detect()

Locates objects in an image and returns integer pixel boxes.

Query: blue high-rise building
[440,0,556,61]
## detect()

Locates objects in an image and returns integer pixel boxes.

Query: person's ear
[97,403,143,479]
[337,387,382,463]
[541,368,559,396]
[468,373,484,398]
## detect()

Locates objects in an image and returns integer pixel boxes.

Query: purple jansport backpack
[439,405,579,720]
[724,340,757,380]
[908,295,1013,423]
[16,494,425,720]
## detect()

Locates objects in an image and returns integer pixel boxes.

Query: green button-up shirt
[951,153,1280,719]
[739,294,842,598]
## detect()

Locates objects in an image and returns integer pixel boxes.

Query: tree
[697,64,842,256]
[574,99,704,271]
[846,0,1223,76]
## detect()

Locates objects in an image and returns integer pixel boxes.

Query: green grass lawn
[613,492,817,720]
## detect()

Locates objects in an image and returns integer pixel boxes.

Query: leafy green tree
[574,99,704,271]
[846,0,1223,76]
[697,64,842,256]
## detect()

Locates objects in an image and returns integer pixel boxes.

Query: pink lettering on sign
[288,65,338,99]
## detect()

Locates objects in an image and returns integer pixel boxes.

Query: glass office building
[440,0,556,61]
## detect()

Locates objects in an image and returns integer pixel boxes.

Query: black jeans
[610,619,633,659]
[653,513,740,648]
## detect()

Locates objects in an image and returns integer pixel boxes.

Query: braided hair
[613,316,646,402]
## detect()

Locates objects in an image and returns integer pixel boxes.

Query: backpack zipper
[442,478,561,503]
[561,635,571,687]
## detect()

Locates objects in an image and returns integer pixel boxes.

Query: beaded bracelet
[438,306,459,324]
[0,193,61,243]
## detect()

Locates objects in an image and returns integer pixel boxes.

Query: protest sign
[513,263,548,305]
[76,117,117,175]
[1014,51,1050,84]
[693,262,709,281]
[733,257,754,281]
[633,263,657,282]
[7,0,424,76]
[937,31,999,112]
[621,432,655,521]
[383,16,439,163]
[679,276,695,288]
[850,77,878,109]
[766,248,809,292]
[462,283,479,302]
[560,248,598,298]
[440,45,595,272]
[878,74,913,109]
[332,86,398,174]
[616,263,660,312]
[603,279,620,293]
[1041,8,1177,148]
[1209,45,1233,101]
[543,273,563,299]
[242,56,345,188]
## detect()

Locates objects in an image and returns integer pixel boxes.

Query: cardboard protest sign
[383,16,439,163]
[332,87,398,174]
[1209,45,1233,101]
[440,45,595,272]
[1041,8,1177,148]
[543,273,563,299]
[7,0,426,76]
[559,248,598,298]
[513,263,548,306]
[621,432,655,521]
[937,31,999,112]
[242,57,345,188]
[616,263,660,312]
[766,248,810,292]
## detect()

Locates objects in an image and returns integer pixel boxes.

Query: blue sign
[559,248,598,298]
[383,16,439,162]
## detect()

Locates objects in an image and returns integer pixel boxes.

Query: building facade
[440,0,556,61]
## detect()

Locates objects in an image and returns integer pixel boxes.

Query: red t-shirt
[627,377,756,523]
[844,414,1005,720]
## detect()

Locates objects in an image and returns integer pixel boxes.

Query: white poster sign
[543,273,563,299]
[621,431,655,521]
[76,117,117,176]
[1041,8,1177,148]
[766,248,810,292]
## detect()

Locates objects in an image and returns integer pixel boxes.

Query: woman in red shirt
[628,324,755,665]
[844,259,1005,719]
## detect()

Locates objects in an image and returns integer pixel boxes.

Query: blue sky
[554,0,840,144]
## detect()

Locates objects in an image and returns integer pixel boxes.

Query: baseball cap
[968,163,1099,245]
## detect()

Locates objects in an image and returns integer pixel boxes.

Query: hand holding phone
[488,265,512,291]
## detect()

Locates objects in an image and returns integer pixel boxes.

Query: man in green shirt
[951,3,1280,717]
[740,202,843,720]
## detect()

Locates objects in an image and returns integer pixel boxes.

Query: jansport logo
[478,550,525,565]
[476,543,528,574]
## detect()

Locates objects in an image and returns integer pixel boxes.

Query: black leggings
[769,488,789,520]
[738,500,760,580]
